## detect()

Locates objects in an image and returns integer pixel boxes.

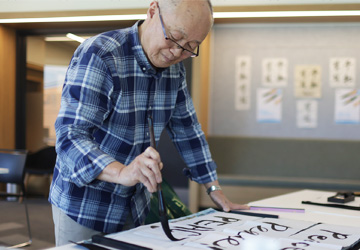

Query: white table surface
[248,189,360,227]
[46,189,360,249]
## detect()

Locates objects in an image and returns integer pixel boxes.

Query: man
[49,0,248,246]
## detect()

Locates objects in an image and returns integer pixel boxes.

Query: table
[47,189,360,250]
[249,189,360,227]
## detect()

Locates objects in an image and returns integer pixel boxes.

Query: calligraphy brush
[147,114,180,241]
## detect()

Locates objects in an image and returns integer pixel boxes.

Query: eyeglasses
[157,3,199,58]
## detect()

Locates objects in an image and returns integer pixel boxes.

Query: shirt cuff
[70,152,116,187]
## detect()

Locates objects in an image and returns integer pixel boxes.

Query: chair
[24,146,56,197]
[0,149,32,248]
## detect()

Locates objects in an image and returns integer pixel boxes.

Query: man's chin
[150,56,179,69]
[158,55,179,68]
[153,61,172,69]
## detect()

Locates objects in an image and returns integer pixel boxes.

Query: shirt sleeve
[55,47,116,187]
[166,75,218,184]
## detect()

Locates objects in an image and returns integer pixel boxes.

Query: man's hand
[97,146,163,193]
[204,181,249,212]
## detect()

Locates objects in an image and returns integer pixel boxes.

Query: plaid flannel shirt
[49,21,217,233]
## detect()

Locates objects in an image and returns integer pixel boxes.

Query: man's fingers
[230,204,250,210]
[143,157,162,183]
[123,147,163,193]
[209,191,249,212]
[144,146,161,163]
[141,160,163,191]
[137,172,156,193]
[132,156,162,192]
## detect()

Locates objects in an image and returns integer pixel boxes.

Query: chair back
[25,146,56,174]
[0,149,27,185]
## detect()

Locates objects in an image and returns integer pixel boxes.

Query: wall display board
[209,23,360,140]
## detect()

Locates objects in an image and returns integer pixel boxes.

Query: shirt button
[146,132,149,136]
[142,67,146,71]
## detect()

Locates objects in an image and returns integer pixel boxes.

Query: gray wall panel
[210,23,360,140]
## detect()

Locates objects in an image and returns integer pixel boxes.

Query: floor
[0,197,55,250]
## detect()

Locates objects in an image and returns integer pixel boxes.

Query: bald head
[159,0,214,26]
[160,0,213,14]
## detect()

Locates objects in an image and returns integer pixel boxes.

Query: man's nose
[169,46,183,57]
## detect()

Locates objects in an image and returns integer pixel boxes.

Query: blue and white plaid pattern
[49,21,217,233]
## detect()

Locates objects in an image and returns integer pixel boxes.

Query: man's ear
[147,1,158,19]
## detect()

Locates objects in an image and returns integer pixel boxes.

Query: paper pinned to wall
[294,65,322,98]
[257,88,282,123]
[334,89,360,124]
[296,100,318,128]
[235,56,251,110]
[262,58,288,87]
[329,58,356,88]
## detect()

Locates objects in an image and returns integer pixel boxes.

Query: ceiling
[1,0,360,13]
[2,0,360,35]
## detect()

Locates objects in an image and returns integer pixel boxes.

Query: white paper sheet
[278,238,341,250]
[296,100,318,128]
[104,209,360,250]
[334,89,360,124]
[294,65,322,98]
[329,58,356,88]
[257,88,282,123]
[262,58,288,87]
[288,223,360,247]
[223,220,300,239]
[235,56,251,110]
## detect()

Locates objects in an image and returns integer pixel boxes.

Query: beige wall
[26,36,75,150]
[27,36,46,66]
[43,85,62,144]
[45,42,76,66]
[191,33,211,137]
[26,37,45,152]
[0,25,16,149]
[44,42,75,143]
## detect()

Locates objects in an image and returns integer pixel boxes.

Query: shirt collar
[131,20,165,78]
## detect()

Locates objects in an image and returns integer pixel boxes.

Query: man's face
[144,1,212,68]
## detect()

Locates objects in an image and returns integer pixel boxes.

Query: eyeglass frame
[157,2,200,58]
